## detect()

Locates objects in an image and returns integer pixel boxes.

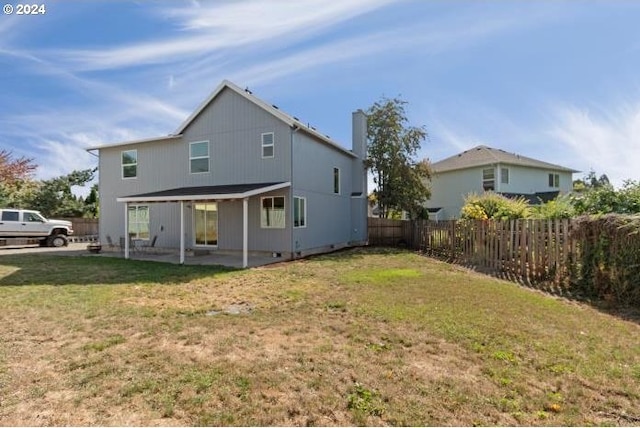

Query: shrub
[533,195,575,219]
[461,192,530,220]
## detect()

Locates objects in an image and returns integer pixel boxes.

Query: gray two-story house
[88,80,368,267]
[425,145,578,220]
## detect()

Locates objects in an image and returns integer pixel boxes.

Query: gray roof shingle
[431,145,578,173]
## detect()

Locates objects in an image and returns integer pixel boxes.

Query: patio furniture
[138,235,158,253]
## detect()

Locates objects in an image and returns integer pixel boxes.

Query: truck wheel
[47,234,68,248]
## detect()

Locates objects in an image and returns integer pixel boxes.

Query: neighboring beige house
[425,145,578,220]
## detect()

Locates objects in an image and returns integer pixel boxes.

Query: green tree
[31,168,97,217]
[365,96,431,219]
[84,183,99,218]
[573,169,610,192]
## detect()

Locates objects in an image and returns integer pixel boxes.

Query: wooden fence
[61,218,99,237]
[368,218,576,286]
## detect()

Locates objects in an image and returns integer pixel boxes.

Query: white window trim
[189,141,210,174]
[260,196,286,229]
[548,173,560,188]
[293,196,307,228]
[121,149,137,180]
[333,167,341,195]
[261,132,274,159]
[482,167,495,191]
[128,205,150,240]
[501,167,509,184]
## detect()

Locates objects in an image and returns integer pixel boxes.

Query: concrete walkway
[0,243,283,268]
[105,248,283,268]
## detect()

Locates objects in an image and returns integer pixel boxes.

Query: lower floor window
[128,205,149,239]
[294,196,306,228]
[261,196,285,228]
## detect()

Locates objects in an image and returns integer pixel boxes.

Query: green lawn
[0,248,638,426]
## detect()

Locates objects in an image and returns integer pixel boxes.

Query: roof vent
[244,87,252,94]
[272,104,279,109]
[293,116,299,121]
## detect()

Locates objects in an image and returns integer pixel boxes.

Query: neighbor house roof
[116,182,290,203]
[87,80,356,158]
[431,145,578,173]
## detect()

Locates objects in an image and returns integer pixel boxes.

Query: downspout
[290,125,299,259]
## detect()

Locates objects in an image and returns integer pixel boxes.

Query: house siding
[98,87,293,250]
[426,164,574,220]
[291,131,354,252]
[97,84,368,259]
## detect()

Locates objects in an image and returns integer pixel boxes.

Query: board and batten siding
[217,189,292,253]
[98,87,293,250]
[181,87,292,186]
[291,131,353,252]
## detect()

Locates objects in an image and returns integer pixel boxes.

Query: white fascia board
[86,135,181,151]
[116,182,291,203]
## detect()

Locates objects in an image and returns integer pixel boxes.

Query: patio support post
[180,201,185,264]
[243,197,249,268]
[124,202,129,259]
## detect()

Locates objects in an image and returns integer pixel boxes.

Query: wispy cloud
[52,0,394,71]
[550,102,640,186]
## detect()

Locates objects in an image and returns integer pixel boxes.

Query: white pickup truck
[0,208,73,247]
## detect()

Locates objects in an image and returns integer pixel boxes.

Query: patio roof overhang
[116,181,291,203]
[117,181,291,268]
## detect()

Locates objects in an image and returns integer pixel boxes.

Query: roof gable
[87,80,356,158]
[432,145,578,173]
[175,80,355,158]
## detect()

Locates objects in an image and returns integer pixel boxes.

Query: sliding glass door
[194,203,218,246]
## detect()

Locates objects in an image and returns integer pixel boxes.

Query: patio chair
[106,235,117,251]
[120,236,138,254]
[139,235,158,254]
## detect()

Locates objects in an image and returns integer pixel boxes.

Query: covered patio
[116,182,290,268]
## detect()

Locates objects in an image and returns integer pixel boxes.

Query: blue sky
[2,0,640,191]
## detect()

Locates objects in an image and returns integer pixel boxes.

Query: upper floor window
[190,141,209,174]
[549,173,560,188]
[501,167,509,184]
[261,196,285,228]
[333,167,340,194]
[262,132,274,158]
[122,150,137,179]
[482,167,495,191]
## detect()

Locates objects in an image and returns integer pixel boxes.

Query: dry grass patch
[0,248,638,426]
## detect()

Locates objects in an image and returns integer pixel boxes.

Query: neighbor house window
[293,196,306,228]
[128,205,149,240]
[190,141,209,173]
[501,167,509,184]
[261,196,285,228]
[262,132,274,158]
[333,167,340,194]
[482,167,495,191]
[122,150,137,179]
[548,173,560,188]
